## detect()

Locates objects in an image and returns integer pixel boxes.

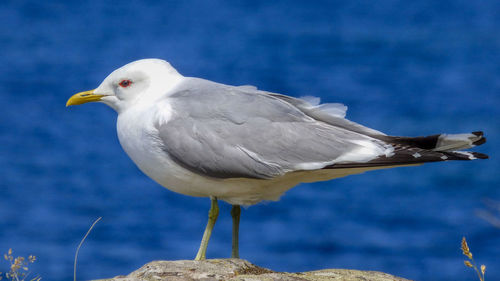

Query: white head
[67,59,183,113]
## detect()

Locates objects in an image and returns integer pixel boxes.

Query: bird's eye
[119,79,132,88]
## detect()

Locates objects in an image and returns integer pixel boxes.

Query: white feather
[299,96,348,118]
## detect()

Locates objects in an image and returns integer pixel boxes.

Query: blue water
[1,1,499,280]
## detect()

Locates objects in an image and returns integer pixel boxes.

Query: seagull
[66,59,488,260]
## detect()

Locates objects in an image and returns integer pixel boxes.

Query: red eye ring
[119,79,132,88]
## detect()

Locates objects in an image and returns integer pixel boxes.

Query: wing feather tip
[472,151,489,159]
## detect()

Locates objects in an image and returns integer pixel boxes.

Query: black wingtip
[472,152,489,159]
[444,151,489,160]
[473,137,487,146]
[471,131,486,146]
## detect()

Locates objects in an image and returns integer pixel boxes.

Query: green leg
[195,197,219,260]
[231,205,241,259]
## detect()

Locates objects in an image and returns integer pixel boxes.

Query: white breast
[117,103,198,194]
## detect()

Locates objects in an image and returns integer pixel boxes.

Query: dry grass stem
[74,217,102,281]
[461,237,486,281]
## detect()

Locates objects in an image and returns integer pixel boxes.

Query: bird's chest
[116,109,177,180]
[117,110,166,174]
[116,108,208,195]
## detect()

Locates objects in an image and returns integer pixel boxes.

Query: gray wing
[158,78,390,179]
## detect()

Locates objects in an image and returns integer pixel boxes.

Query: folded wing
[157,78,487,179]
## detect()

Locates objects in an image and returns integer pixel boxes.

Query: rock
[94,259,413,281]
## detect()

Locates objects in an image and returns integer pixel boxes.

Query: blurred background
[0,1,498,280]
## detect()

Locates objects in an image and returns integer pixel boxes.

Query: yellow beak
[66,89,105,106]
